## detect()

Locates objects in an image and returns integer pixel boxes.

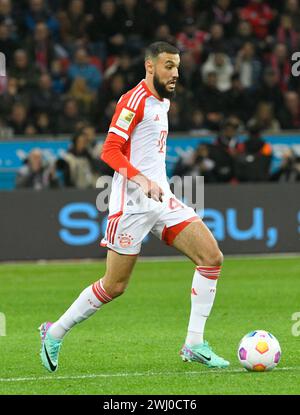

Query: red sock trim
[196,266,221,280]
[99,279,113,302]
[92,283,107,302]
[92,280,112,303]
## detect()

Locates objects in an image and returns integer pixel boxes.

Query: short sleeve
[108,88,147,141]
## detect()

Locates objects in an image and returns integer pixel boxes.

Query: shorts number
[169,197,183,210]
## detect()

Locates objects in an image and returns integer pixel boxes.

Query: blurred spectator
[248,101,281,133]
[234,42,262,90]
[9,49,40,92]
[30,73,61,118]
[169,101,187,132]
[68,47,102,92]
[146,0,180,39]
[278,91,300,129]
[103,51,139,88]
[0,117,13,139]
[230,20,258,55]
[188,109,210,135]
[86,0,124,58]
[202,52,234,92]
[57,98,85,134]
[276,14,300,53]
[95,73,127,127]
[57,130,99,188]
[57,0,89,50]
[8,102,35,135]
[235,124,272,182]
[201,0,237,37]
[97,99,118,132]
[50,58,68,94]
[224,73,253,123]
[271,149,300,182]
[26,21,57,71]
[285,0,300,33]
[0,76,30,118]
[0,21,18,65]
[98,72,127,111]
[68,77,95,114]
[0,0,17,38]
[197,71,225,130]
[154,24,176,46]
[173,143,216,183]
[256,67,283,115]
[81,123,114,176]
[176,17,207,63]
[179,0,200,21]
[269,43,291,92]
[208,117,240,182]
[239,0,274,40]
[34,112,52,134]
[24,0,59,38]
[80,123,99,157]
[177,50,202,92]
[202,23,229,57]
[173,80,194,113]
[16,148,59,189]
[117,0,144,55]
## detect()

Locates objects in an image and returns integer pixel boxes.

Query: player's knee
[216,250,224,266]
[207,249,224,266]
[104,281,127,298]
[198,249,223,267]
[113,282,128,297]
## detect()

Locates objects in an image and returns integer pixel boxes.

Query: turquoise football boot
[39,322,62,372]
[180,341,230,368]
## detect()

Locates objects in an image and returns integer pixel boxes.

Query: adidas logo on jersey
[154,114,160,121]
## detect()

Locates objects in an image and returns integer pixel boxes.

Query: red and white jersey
[107,79,173,214]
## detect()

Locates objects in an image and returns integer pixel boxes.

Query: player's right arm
[131,173,164,203]
[100,92,164,202]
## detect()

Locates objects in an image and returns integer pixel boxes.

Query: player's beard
[153,73,176,99]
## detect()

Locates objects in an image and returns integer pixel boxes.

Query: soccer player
[39,42,230,372]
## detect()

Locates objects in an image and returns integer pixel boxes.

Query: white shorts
[100,197,199,255]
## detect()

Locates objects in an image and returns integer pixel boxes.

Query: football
[237,330,281,372]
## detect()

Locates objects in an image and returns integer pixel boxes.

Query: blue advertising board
[1,134,300,189]
[0,185,299,261]
[0,140,69,189]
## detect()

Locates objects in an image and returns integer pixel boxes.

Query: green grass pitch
[0,256,299,395]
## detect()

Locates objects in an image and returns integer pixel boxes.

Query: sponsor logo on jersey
[116,108,135,130]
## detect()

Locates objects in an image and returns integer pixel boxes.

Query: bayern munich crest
[118,233,134,248]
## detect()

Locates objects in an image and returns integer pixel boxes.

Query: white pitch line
[1,252,300,266]
[0,367,298,383]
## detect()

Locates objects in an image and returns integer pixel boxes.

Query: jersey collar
[142,79,164,102]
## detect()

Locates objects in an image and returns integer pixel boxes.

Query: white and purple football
[237,330,281,372]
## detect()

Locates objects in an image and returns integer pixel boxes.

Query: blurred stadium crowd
[1,0,300,187]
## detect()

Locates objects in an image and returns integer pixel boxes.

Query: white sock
[49,279,112,340]
[186,266,221,346]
